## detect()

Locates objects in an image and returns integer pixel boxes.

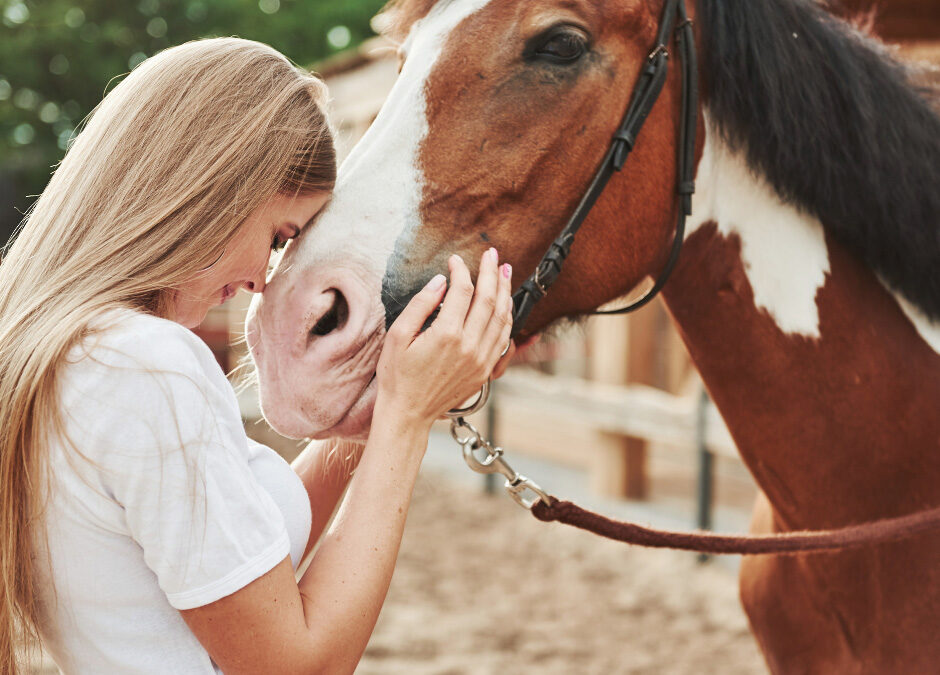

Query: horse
[838,0,940,40]
[246,0,940,671]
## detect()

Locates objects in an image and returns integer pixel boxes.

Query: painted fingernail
[427,274,446,290]
[501,263,512,279]
[486,247,498,263]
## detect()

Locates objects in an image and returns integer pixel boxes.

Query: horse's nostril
[310,289,349,337]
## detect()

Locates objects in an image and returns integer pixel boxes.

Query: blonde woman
[0,38,513,674]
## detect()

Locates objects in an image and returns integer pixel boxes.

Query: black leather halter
[510,0,698,337]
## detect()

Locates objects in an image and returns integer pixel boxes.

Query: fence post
[483,381,498,494]
[695,386,713,563]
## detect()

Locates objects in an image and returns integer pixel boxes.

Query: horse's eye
[532,28,588,64]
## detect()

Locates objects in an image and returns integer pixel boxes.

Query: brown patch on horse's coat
[664,222,940,673]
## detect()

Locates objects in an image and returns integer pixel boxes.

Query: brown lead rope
[448,417,940,556]
[530,497,940,556]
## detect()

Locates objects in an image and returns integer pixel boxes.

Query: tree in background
[0,0,386,243]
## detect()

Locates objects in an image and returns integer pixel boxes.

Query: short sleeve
[61,317,291,610]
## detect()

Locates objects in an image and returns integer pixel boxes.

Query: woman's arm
[292,340,517,560]
[291,437,364,560]
[180,251,513,674]
[180,410,428,674]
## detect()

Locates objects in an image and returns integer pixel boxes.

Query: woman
[0,38,513,673]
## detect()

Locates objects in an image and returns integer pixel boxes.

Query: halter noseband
[510,0,698,337]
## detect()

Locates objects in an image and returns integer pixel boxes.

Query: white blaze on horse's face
[247,0,496,440]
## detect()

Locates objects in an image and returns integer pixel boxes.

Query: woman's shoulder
[60,307,237,425]
[57,308,243,462]
[68,307,223,384]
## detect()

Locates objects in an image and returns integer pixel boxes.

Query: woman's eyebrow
[299,199,331,232]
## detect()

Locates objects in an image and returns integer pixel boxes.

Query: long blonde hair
[0,37,335,671]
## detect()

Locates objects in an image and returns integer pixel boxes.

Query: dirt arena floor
[359,471,766,675]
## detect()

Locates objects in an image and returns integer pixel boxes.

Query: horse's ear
[371,0,416,43]
[370,7,400,39]
[371,0,438,42]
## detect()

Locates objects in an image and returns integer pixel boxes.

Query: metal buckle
[532,267,549,296]
[506,476,551,509]
[648,44,669,61]
[449,416,551,510]
[462,439,505,474]
[444,379,491,418]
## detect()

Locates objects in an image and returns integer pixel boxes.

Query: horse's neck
[661,127,940,530]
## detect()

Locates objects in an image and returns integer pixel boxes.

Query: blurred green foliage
[0,0,387,239]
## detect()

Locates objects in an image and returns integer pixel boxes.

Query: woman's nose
[244,268,266,294]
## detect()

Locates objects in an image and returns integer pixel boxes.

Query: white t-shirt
[34,309,312,674]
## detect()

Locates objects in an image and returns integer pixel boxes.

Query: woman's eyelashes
[271,225,301,252]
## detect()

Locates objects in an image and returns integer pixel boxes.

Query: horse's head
[248,0,689,439]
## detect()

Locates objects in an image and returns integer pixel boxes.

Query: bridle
[510,0,697,335]
[444,0,940,555]
[447,0,695,417]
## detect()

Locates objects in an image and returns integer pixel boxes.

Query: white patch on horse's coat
[290,0,496,278]
[888,288,940,355]
[688,117,830,338]
[686,119,940,356]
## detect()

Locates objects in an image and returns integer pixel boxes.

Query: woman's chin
[167,298,213,330]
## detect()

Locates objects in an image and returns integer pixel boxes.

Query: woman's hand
[375,248,513,429]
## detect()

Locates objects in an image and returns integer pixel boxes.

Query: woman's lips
[220,284,236,304]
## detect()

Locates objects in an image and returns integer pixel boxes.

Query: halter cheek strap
[510,0,698,337]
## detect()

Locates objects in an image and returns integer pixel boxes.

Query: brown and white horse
[247,0,940,671]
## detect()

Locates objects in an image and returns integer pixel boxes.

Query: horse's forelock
[377,0,454,41]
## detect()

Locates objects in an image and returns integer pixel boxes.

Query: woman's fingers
[376,249,518,424]
[463,248,499,340]
[386,273,447,344]
[491,341,516,379]
[500,312,513,353]
[431,255,474,336]
[493,304,514,364]
[478,261,513,366]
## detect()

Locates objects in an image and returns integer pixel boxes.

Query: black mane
[699,0,940,320]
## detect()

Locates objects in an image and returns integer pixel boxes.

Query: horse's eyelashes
[526,26,589,65]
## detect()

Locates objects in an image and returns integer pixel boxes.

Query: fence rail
[493,369,737,459]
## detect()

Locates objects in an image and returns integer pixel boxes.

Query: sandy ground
[359,472,766,675]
